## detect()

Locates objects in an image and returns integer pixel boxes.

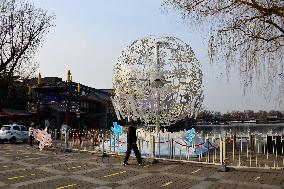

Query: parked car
[0,124,29,143]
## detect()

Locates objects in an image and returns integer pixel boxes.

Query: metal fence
[49,128,284,169]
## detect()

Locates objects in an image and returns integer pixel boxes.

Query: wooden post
[240,136,243,154]
[238,150,241,166]
[158,133,161,158]
[249,151,252,167]
[102,134,105,154]
[117,134,119,155]
[255,154,258,167]
[223,137,226,161]
[207,139,210,163]
[233,137,235,161]
[220,137,223,165]
[151,135,155,158]
[246,138,249,158]
[109,132,112,152]
[113,133,116,153]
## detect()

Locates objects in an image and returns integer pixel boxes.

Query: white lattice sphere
[112,36,203,126]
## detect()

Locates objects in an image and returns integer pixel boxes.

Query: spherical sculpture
[112,36,203,129]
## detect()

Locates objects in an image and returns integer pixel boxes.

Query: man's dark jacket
[127,125,137,144]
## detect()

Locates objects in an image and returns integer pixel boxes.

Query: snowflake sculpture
[112,36,203,129]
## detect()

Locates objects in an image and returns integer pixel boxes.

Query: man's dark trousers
[124,143,142,164]
[29,136,33,146]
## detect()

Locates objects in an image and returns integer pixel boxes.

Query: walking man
[123,123,143,165]
[29,124,34,146]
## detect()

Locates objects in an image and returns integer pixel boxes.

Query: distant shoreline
[196,123,284,127]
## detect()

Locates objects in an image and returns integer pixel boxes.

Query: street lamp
[36,73,42,128]
[65,70,72,127]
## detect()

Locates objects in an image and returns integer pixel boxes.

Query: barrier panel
[48,128,284,169]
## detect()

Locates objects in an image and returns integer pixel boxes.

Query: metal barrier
[48,128,284,169]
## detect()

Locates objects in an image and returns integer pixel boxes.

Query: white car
[0,124,29,143]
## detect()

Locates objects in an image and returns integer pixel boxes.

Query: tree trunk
[0,78,10,112]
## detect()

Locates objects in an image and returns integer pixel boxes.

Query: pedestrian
[29,124,34,146]
[123,123,143,165]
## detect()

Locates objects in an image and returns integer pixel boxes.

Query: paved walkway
[0,143,283,189]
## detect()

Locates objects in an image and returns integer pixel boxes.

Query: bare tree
[0,0,55,110]
[163,0,284,94]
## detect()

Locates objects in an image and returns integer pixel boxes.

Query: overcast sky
[31,0,282,113]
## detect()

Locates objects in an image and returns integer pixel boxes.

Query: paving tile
[0,169,53,185]
[222,170,284,186]
[50,162,98,172]
[0,163,25,172]
[208,182,265,189]
[4,153,44,161]
[83,168,141,183]
[165,163,216,178]
[23,157,66,165]
[18,177,98,189]
[128,174,200,189]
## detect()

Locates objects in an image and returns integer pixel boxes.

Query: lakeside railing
[49,127,284,169]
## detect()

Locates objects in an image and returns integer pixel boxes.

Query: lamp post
[65,70,71,127]
[36,73,42,128]
[77,83,81,143]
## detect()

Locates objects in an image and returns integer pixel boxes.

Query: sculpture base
[150,158,159,164]
[218,164,229,172]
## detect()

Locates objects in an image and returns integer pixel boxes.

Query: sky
[30,0,283,113]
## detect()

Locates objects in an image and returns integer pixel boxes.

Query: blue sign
[111,122,123,135]
[185,128,196,145]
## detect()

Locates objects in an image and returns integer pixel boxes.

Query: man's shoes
[123,162,129,166]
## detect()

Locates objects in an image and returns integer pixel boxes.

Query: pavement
[0,143,283,189]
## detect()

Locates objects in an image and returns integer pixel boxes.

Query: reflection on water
[195,123,284,137]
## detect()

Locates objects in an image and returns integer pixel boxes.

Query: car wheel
[0,139,4,144]
[10,137,16,144]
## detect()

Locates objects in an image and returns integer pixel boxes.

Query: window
[13,126,20,131]
[1,126,10,131]
[20,126,27,131]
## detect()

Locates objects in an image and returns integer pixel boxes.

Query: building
[25,72,115,130]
